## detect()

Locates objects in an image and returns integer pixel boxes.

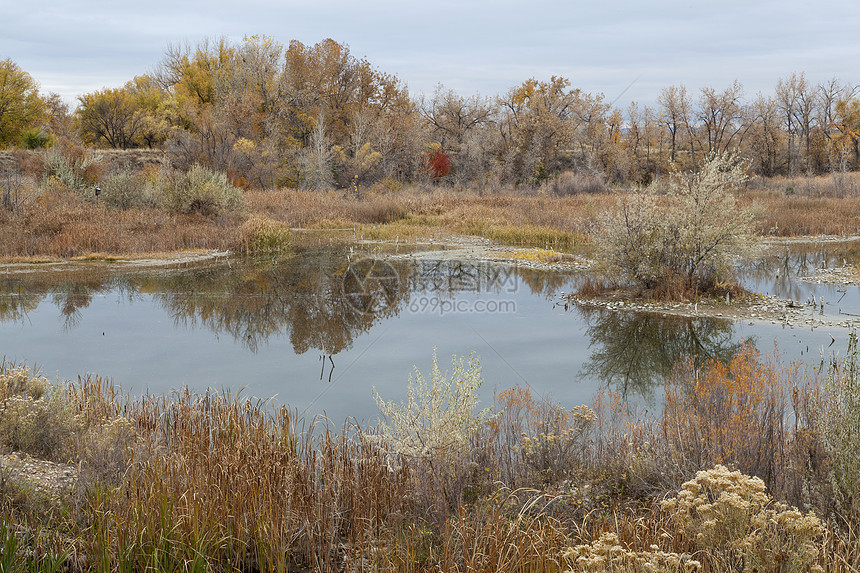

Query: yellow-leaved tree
[0,58,45,147]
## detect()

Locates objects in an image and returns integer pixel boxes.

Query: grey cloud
[1,0,858,109]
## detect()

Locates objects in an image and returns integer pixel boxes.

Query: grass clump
[816,330,860,522]
[240,215,292,254]
[458,219,584,251]
[146,164,243,216]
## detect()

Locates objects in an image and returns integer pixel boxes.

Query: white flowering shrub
[0,362,137,474]
[372,350,494,463]
[662,465,824,573]
[0,363,48,401]
[595,153,752,295]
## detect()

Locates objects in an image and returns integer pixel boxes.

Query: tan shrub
[662,465,824,573]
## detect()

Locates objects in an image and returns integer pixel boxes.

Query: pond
[1,240,858,424]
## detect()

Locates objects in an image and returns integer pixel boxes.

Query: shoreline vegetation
[3,36,860,570]
[3,148,860,260]
[0,341,858,571]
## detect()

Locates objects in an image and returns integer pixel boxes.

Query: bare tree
[776,73,815,175]
[745,94,783,176]
[421,85,494,181]
[697,80,748,157]
[658,85,693,167]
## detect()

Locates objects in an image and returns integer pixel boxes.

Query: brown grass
[5,174,860,261]
[1,349,859,571]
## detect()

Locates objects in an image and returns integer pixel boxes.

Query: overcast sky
[3,0,859,109]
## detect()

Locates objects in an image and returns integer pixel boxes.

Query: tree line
[2,35,860,190]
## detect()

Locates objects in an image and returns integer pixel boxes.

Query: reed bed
[1,342,859,571]
[4,174,860,262]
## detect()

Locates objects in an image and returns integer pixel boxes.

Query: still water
[1,241,858,424]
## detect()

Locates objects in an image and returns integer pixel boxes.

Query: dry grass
[748,192,860,236]
[0,186,242,259]
[5,176,860,262]
[0,186,608,261]
[0,349,859,571]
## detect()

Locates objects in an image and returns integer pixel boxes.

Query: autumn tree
[776,73,816,175]
[658,85,693,166]
[277,38,378,147]
[43,92,74,140]
[498,76,606,183]
[744,94,783,176]
[833,97,860,172]
[154,37,276,173]
[697,80,748,157]
[421,85,495,181]
[0,58,45,147]
[275,38,417,187]
[126,75,170,148]
[624,102,662,182]
[814,78,857,173]
[77,86,147,148]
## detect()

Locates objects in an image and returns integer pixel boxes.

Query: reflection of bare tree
[51,281,100,330]
[579,307,751,402]
[515,267,574,298]
[149,250,410,354]
[0,278,42,322]
[739,242,860,301]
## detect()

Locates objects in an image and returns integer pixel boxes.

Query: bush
[544,171,605,195]
[494,386,597,485]
[21,129,51,149]
[816,330,860,520]
[372,350,494,463]
[41,143,103,196]
[146,164,243,215]
[663,346,792,489]
[99,167,151,210]
[240,216,292,254]
[0,362,74,459]
[662,465,824,573]
[596,153,752,296]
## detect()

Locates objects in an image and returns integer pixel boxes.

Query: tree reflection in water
[578,306,752,402]
[0,253,580,356]
[147,249,411,355]
[738,241,860,302]
[0,272,115,330]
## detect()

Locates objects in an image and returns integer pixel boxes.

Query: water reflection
[578,307,751,402]
[0,252,575,357]
[739,240,860,302]
[0,278,41,322]
[0,272,115,330]
[140,251,412,355]
[2,242,854,418]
